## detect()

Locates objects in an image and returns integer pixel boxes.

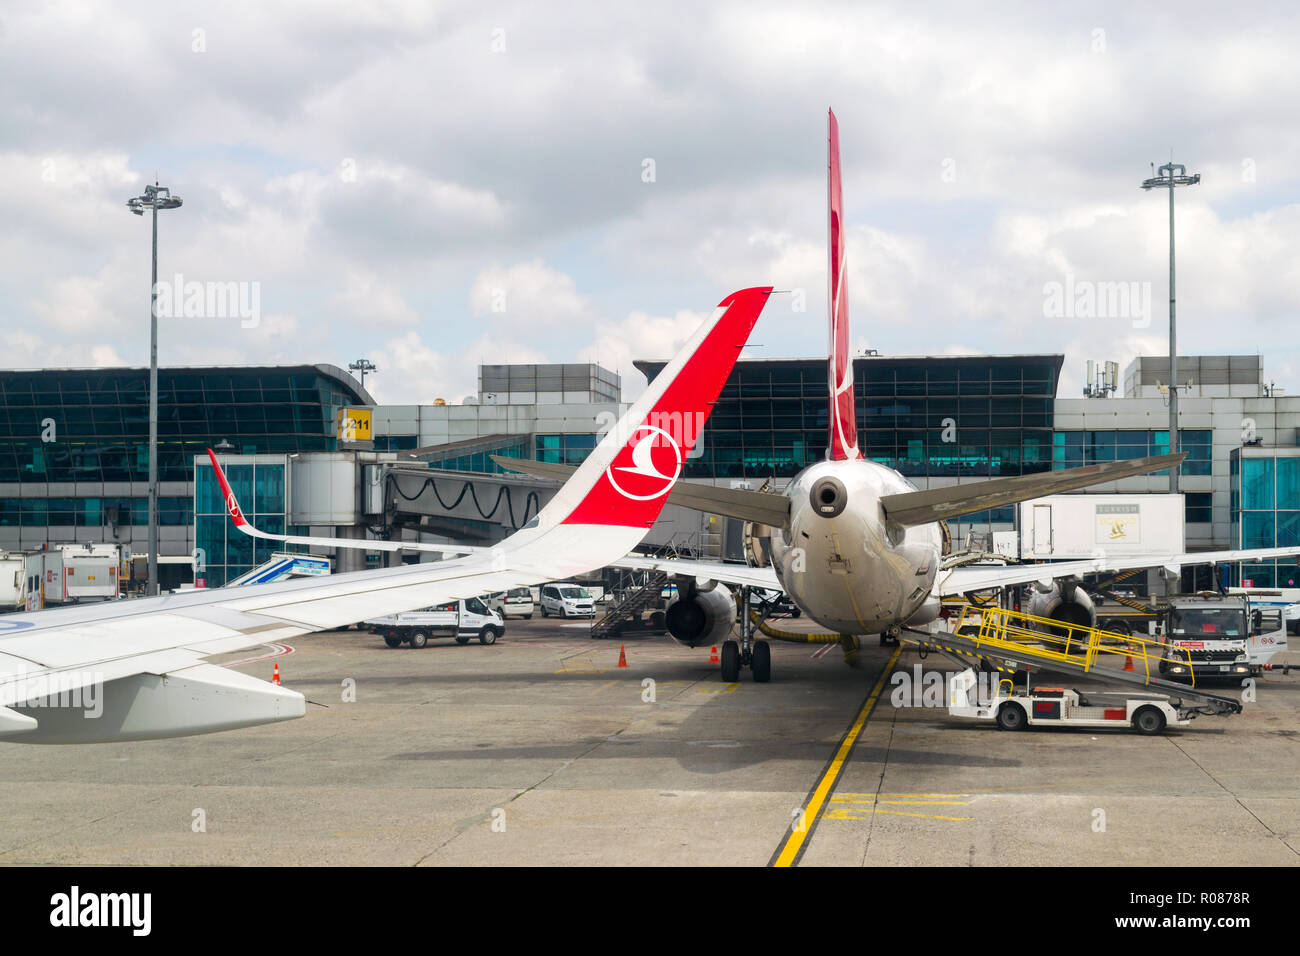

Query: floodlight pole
[149,198,163,597]
[128,184,182,596]
[1141,162,1199,495]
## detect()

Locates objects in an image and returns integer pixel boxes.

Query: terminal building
[1,352,1295,592]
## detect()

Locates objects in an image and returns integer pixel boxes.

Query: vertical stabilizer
[827,109,861,461]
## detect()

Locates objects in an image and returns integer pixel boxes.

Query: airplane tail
[826,108,861,461]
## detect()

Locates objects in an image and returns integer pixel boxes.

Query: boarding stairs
[591,571,669,640]
[225,552,332,587]
[905,603,1243,715]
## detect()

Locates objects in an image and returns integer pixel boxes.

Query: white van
[540,583,596,618]
[365,597,504,648]
[489,587,535,619]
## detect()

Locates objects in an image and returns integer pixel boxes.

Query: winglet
[551,286,773,529]
[207,448,250,529]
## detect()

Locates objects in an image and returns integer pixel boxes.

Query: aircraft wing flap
[881,453,1186,527]
[610,555,782,590]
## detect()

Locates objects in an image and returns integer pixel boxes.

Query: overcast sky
[3,1,1298,404]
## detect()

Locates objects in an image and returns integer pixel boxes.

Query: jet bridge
[382,465,560,542]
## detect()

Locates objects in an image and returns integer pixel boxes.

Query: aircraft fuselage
[770,458,942,634]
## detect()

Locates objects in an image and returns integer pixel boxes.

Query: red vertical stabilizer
[827,108,861,461]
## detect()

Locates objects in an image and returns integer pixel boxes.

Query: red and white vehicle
[947,668,1188,735]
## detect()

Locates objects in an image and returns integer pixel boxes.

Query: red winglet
[560,286,772,528]
[207,448,249,528]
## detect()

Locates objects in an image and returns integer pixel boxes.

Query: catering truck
[0,551,30,612]
[365,596,504,648]
[23,544,122,610]
[1017,493,1184,560]
[1156,592,1287,681]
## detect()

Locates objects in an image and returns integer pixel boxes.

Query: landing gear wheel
[751,641,771,683]
[408,631,429,649]
[995,702,1027,731]
[479,626,498,645]
[1132,706,1166,736]
[384,635,403,649]
[720,640,741,682]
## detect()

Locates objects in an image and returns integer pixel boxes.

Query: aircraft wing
[0,286,773,744]
[937,545,1300,597]
[608,554,781,590]
[879,453,1185,527]
[599,543,1300,607]
[496,454,1187,530]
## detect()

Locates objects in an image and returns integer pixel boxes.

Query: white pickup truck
[365,597,504,649]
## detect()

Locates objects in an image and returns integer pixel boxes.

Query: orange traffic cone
[617,644,628,668]
[273,662,281,685]
[1123,653,1134,672]
[709,645,719,663]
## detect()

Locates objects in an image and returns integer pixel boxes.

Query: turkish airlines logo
[606,425,682,501]
[227,491,244,522]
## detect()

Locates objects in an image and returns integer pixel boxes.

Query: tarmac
[1,618,1296,866]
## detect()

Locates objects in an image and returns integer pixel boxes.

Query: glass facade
[0,496,192,528]
[635,356,1061,480]
[193,457,289,588]
[1052,429,1212,476]
[1228,450,1300,587]
[421,438,530,474]
[0,366,365,484]
[536,434,597,466]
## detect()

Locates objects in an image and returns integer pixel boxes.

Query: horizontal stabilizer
[880,453,1187,527]
[491,455,792,527]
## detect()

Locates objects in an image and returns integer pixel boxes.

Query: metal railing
[948,603,1197,688]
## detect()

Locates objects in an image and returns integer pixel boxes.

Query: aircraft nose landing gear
[720,588,773,683]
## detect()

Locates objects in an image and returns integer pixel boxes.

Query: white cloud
[579,308,711,399]
[470,260,592,328]
[332,270,418,327]
[1,2,1299,400]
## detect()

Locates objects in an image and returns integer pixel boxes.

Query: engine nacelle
[1027,579,1096,630]
[665,583,736,647]
[904,594,941,628]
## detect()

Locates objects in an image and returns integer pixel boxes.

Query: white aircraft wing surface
[608,554,781,590]
[0,286,773,744]
[936,545,1300,596]
[600,545,1300,604]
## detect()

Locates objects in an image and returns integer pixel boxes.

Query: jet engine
[665,579,736,647]
[1027,578,1096,630]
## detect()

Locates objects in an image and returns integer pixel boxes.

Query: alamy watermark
[4,670,105,718]
[1043,274,1151,328]
[152,273,260,328]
